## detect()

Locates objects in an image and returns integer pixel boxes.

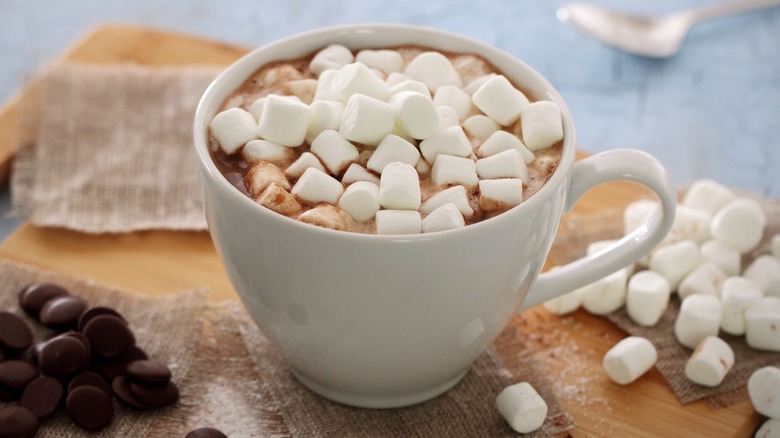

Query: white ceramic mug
[194,24,676,409]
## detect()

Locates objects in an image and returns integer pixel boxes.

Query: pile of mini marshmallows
[209,45,564,234]
[541,179,780,433]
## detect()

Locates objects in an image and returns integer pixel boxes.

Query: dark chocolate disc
[0,360,39,390]
[185,427,228,438]
[38,336,90,377]
[126,360,172,385]
[39,295,88,329]
[62,331,92,359]
[0,312,33,352]
[99,346,148,380]
[20,376,63,420]
[129,380,179,407]
[111,376,150,409]
[18,282,70,317]
[68,371,111,396]
[77,306,126,332]
[65,385,114,431]
[83,315,135,359]
[0,406,39,438]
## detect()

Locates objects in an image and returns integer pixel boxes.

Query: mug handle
[520,149,677,311]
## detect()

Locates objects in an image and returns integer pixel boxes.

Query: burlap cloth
[0,259,574,437]
[11,64,219,233]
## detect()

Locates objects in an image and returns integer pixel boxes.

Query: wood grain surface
[0,25,761,437]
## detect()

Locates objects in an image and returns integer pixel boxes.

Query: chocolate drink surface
[208,45,563,234]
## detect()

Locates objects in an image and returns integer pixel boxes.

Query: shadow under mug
[194,24,677,408]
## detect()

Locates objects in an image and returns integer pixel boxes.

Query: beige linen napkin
[12,64,220,233]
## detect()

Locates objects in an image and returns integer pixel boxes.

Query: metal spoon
[557,0,780,57]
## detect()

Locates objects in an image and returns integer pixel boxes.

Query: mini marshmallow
[404,51,463,92]
[416,157,431,175]
[744,255,780,297]
[366,135,420,173]
[710,198,766,253]
[242,139,294,165]
[284,79,318,104]
[313,69,340,101]
[720,276,762,336]
[674,294,722,349]
[462,73,496,95]
[339,94,395,147]
[210,107,258,154]
[338,181,380,222]
[476,149,529,181]
[341,163,380,186]
[437,106,461,131]
[310,130,360,175]
[422,203,465,233]
[463,115,500,140]
[248,97,267,121]
[309,44,355,76]
[284,152,326,179]
[748,366,780,419]
[375,210,422,235]
[682,179,737,217]
[755,418,780,438]
[306,100,345,144]
[678,262,727,299]
[431,155,479,188]
[670,205,712,244]
[580,269,628,315]
[421,186,474,218]
[291,167,344,205]
[257,95,311,147]
[433,85,473,121]
[684,336,735,387]
[297,204,353,231]
[745,297,780,351]
[520,101,564,151]
[477,130,535,163]
[331,62,390,102]
[648,240,702,290]
[387,80,432,98]
[255,182,301,216]
[472,75,530,126]
[419,126,473,163]
[543,290,582,315]
[244,161,290,197]
[603,336,657,385]
[355,49,404,75]
[478,178,523,211]
[699,239,741,277]
[626,270,671,327]
[379,162,421,210]
[623,199,658,235]
[385,72,411,87]
[495,382,547,434]
[387,90,439,141]
[772,234,780,259]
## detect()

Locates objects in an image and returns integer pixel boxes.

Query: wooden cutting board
[0,25,760,437]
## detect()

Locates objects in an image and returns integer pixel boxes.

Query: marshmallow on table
[670,205,712,244]
[331,62,390,102]
[379,162,421,210]
[310,129,360,175]
[404,51,463,92]
[257,95,311,147]
[421,185,474,217]
[341,163,380,186]
[720,276,762,336]
[682,179,737,216]
[477,130,535,163]
[210,107,258,154]
[603,336,657,385]
[355,49,404,75]
[309,44,355,76]
[284,152,326,179]
[745,297,780,351]
[495,382,548,434]
[306,100,345,144]
[338,181,380,222]
[244,161,290,197]
[463,115,500,141]
[291,167,344,205]
[433,85,473,121]
[744,255,780,297]
[580,269,628,315]
[677,262,727,299]
[748,366,780,419]
[298,204,353,231]
[419,126,473,163]
[422,203,466,233]
[684,336,735,387]
[476,149,529,181]
[699,239,741,277]
[284,79,318,104]
[648,240,702,290]
[366,135,420,173]
[478,178,523,211]
[674,294,722,349]
[431,155,479,188]
[543,289,582,315]
[756,418,780,438]
[520,101,564,151]
[389,91,439,140]
[242,139,294,165]
[255,182,301,216]
[626,270,671,327]
[462,73,496,95]
[313,69,340,101]
[339,94,395,147]
[710,198,767,254]
[375,210,422,235]
[387,80,432,99]
[472,75,530,126]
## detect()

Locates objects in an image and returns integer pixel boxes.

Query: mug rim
[193,23,576,241]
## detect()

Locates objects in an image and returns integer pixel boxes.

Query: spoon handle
[686,0,780,23]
